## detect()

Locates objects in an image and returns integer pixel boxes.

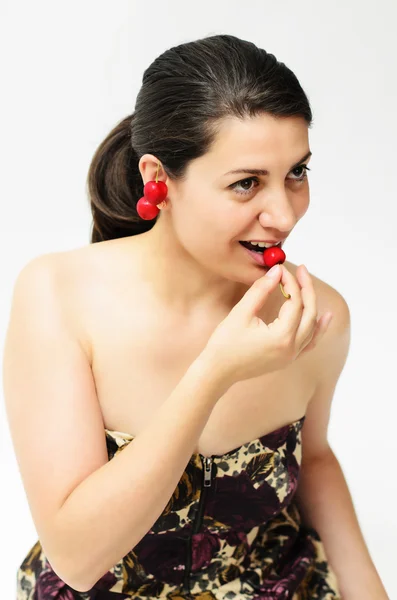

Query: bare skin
[59,234,339,458]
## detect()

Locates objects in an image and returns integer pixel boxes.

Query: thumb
[233,265,281,321]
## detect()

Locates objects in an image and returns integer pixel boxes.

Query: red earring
[136,162,168,220]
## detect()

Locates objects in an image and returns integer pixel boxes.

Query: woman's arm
[3,256,230,593]
[295,287,389,599]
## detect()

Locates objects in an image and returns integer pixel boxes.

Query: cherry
[143,181,168,205]
[263,246,291,299]
[136,196,160,220]
[263,246,286,268]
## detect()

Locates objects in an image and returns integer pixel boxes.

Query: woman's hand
[201,263,333,387]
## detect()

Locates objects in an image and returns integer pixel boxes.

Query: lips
[239,243,269,266]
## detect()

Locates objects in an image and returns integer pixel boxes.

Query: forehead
[203,114,309,170]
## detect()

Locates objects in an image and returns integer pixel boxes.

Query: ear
[138,154,165,186]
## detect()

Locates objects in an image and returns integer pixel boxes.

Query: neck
[133,222,249,317]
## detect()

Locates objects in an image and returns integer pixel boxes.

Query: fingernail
[266,264,280,278]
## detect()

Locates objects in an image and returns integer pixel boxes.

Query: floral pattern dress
[16,415,341,599]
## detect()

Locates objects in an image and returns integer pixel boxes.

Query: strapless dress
[16,415,341,599]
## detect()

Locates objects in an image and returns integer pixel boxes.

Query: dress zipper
[182,455,214,594]
[202,456,213,488]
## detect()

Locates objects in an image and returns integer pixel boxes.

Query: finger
[232,265,284,323]
[298,317,320,353]
[300,312,333,355]
[269,265,303,335]
[294,265,318,348]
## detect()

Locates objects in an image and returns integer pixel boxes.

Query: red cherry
[263,246,290,299]
[263,246,286,268]
[136,196,160,220]
[143,181,168,205]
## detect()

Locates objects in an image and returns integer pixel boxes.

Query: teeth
[250,241,278,248]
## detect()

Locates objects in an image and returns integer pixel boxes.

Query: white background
[1,0,396,597]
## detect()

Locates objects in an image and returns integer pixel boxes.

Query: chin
[225,267,265,286]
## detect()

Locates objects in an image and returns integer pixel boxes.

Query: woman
[4,34,387,599]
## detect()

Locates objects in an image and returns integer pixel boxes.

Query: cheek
[172,196,223,251]
[296,194,310,219]
[189,197,235,238]
[173,187,247,251]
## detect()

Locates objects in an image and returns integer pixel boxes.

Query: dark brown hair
[87,34,313,243]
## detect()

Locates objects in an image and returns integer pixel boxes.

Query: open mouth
[239,241,282,253]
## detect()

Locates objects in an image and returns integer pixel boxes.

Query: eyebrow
[223,151,312,177]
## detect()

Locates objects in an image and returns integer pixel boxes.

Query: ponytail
[87,114,155,243]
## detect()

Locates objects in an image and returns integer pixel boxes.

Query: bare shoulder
[15,243,111,364]
[18,238,142,359]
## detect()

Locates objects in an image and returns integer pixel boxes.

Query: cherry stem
[279,282,291,299]
[155,162,164,210]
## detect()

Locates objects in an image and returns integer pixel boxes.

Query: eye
[287,164,311,182]
[229,177,260,196]
[229,165,311,196]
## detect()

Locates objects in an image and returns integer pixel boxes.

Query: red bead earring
[136,162,168,220]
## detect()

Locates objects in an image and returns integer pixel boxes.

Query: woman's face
[166,113,311,285]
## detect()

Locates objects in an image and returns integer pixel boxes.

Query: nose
[257,187,298,232]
